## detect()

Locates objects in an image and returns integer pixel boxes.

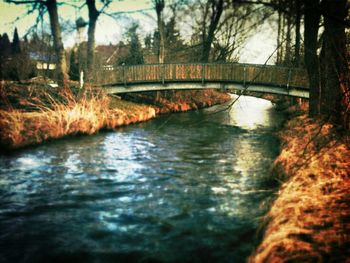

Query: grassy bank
[0,82,230,150]
[0,85,156,150]
[249,106,350,262]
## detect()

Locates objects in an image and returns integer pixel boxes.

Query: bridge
[92,63,310,98]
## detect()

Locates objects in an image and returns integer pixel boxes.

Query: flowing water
[0,95,284,263]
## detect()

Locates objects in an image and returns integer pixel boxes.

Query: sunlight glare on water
[229,95,275,130]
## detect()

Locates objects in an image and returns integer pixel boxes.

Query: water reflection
[229,95,280,130]
[0,96,283,263]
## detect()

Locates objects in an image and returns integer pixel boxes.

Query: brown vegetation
[0,83,155,150]
[124,90,231,114]
[0,82,230,150]
[154,90,230,114]
[250,105,350,262]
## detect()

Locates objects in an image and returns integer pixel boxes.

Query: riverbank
[0,82,230,150]
[250,105,350,262]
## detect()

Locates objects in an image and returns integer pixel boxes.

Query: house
[29,52,56,70]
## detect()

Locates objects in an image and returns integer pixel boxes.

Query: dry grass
[0,84,155,150]
[124,89,231,114]
[249,110,350,262]
[0,83,229,150]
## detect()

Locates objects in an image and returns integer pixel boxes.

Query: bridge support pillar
[220,83,226,92]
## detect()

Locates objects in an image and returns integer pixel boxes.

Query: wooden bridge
[92,62,310,98]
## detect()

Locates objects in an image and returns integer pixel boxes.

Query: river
[0,95,284,263]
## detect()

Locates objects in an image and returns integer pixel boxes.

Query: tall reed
[0,87,111,149]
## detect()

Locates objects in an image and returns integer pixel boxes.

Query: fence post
[162,64,165,85]
[201,63,205,85]
[172,64,176,81]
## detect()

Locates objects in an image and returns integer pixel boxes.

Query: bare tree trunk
[276,3,282,64]
[294,0,301,66]
[86,0,99,81]
[285,11,292,66]
[46,0,69,88]
[321,0,349,127]
[201,0,224,63]
[156,10,165,64]
[280,12,286,64]
[319,37,326,113]
[155,0,165,64]
[304,0,321,116]
[154,0,165,101]
[201,2,209,61]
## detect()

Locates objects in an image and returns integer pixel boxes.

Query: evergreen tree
[0,33,12,57]
[122,23,144,65]
[12,27,21,54]
[7,28,35,81]
[152,31,160,57]
[164,15,185,62]
[0,33,12,79]
[144,34,152,49]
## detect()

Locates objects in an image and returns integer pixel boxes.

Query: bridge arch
[92,63,309,98]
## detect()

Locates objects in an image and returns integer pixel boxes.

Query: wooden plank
[91,62,309,89]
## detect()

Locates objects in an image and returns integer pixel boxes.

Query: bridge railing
[92,63,309,89]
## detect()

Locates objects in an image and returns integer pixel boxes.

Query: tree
[276,0,283,64]
[153,0,165,63]
[273,0,296,66]
[304,0,321,116]
[0,33,12,80]
[303,0,349,128]
[117,23,144,65]
[320,0,349,127]
[163,5,186,62]
[6,0,69,88]
[12,27,21,54]
[294,0,301,66]
[212,3,263,62]
[86,0,98,77]
[152,30,160,58]
[201,0,224,62]
[0,27,36,81]
[144,34,152,49]
[85,0,111,80]
[46,0,68,87]
[69,49,79,81]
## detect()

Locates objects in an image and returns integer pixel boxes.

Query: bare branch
[5,0,45,5]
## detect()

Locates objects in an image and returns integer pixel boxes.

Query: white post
[79,70,84,89]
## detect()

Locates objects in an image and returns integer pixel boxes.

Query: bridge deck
[92,63,309,98]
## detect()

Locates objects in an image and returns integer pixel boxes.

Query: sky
[0,0,277,64]
[0,0,156,46]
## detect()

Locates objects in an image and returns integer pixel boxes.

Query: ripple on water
[0,96,282,263]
